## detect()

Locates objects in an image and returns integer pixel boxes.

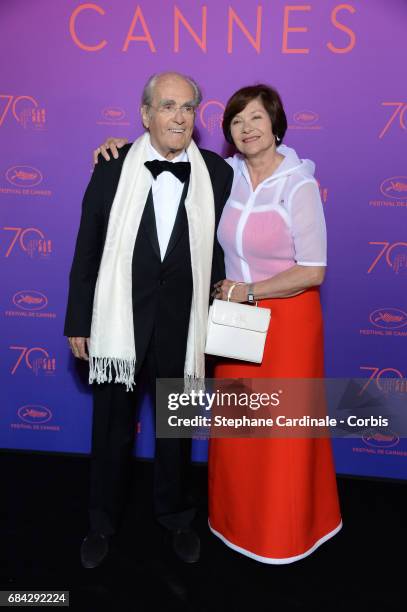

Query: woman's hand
[212,280,248,303]
[93,137,129,165]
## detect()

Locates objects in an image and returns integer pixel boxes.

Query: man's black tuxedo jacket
[64,143,233,377]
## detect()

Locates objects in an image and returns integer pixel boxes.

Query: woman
[208,85,342,564]
[93,83,342,564]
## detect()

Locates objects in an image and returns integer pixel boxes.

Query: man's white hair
[141,71,202,108]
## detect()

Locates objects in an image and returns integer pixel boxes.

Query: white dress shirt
[147,140,188,261]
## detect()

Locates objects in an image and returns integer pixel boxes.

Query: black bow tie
[144,159,191,183]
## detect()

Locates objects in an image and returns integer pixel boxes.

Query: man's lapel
[141,188,161,259]
[162,177,190,261]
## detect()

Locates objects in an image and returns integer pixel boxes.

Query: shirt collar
[237,148,291,190]
[147,138,188,163]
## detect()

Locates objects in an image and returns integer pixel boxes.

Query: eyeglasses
[150,103,196,116]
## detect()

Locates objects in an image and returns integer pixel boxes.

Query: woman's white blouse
[218,146,327,283]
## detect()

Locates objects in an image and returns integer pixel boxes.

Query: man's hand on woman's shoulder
[93,137,129,166]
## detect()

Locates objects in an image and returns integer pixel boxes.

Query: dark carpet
[2,452,405,611]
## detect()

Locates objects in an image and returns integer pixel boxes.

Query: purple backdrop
[1,0,406,478]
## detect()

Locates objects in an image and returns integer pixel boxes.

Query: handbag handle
[227,282,259,306]
[227,282,247,302]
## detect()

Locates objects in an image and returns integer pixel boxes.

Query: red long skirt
[208,288,342,563]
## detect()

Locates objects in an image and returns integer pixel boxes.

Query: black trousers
[88,338,195,535]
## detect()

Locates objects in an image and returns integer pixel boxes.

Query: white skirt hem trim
[208,519,343,565]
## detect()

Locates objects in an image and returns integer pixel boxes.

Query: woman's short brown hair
[222,84,287,146]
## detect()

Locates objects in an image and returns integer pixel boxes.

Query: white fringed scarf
[88,132,214,391]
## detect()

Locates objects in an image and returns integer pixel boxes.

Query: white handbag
[205,283,271,363]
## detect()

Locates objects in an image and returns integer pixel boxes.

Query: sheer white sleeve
[289,180,327,266]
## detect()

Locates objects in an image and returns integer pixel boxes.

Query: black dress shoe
[172,528,200,563]
[80,532,110,569]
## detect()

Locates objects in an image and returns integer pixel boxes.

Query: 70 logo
[379,102,407,139]
[9,346,56,375]
[0,95,45,128]
[368,241,407,274]
[359,367,404,395]
[2,227,52,258]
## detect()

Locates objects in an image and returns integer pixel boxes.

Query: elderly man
[64,72,233,568]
